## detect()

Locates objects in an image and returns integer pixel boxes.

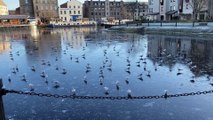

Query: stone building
[124,1,148,20]
[0,0,8,15]
[59,0,83,22]
[208,0,213,19]
[32,0,58,23]
[19,0,34,17]
[19,0,58,23]
[83,0,127,23]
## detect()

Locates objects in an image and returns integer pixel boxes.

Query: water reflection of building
[147,35,213,76]
[57,27,97,49]
[0,41,10,53]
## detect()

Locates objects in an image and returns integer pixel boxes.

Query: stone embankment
[110,22,213,35]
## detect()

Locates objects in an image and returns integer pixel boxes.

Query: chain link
[1,89,213,100]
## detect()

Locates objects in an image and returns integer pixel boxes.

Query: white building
[180,0,193,20]
[59,0,83,22]
[148,0,195,21]
[0,0,8,15]
[147,0,160,20]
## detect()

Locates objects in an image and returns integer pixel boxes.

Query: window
[170,6,173,10]
[64,11,66,14]
[186,4,189,9]
[60,11,63,14]
[78,11,80,14]
[65,17,67,21]
[70,11,72,14]
[74,11,76,14]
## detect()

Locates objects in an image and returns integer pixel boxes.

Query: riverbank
[110,25,213,36]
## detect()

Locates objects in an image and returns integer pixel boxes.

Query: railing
[1,79,213,119]
[125,21,213,27]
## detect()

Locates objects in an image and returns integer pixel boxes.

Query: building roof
[147,12,159,15]
[0,15,29,20]
[166,10,178,15]
[60,2,67,8]
[0,0,6,6]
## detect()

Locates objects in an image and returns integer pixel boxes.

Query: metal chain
[1,89,213,100]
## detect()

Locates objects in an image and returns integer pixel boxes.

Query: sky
[4,0,148,10]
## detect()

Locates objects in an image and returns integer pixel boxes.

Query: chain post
[0,79,5,120]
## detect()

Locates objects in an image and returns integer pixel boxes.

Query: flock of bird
[1,31,213,97]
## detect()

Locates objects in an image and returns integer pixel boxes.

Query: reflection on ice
[0,27,213,119]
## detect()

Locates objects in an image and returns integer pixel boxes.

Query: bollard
[0,79,5,120]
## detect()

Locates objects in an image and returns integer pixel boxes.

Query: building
[19,0,34,17]
[59,0,83,22]
[83,0,127,23]
[32,0,59,23]
[147,0,160,20]
[165,0,179,20]
[0,0,8,15]
[180,0,193,20]
[208,0,213,19]
[138,2,148,20]
[19,0,58,23]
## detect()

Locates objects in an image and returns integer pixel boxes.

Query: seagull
[127,89,132,98]
[28,84,34,91]
[72,88,76,96]
[100,78,103,86]
[190,76,195,83]
[83,76,87,84]
[44,78,48,85]
[31,66,36,72]
[61,69,67,75]
[15,65,19,72]
[8,75,11,83]
[40,71,46,78]
[21,74,27,82]
[56,65,59,70]
[177,69,182,76]
[75,57,79,63]
[125,77,129,84]
[116,81,120,90]
[147,71,151,78]
[53,81,60,88]
[82,54,86,59]
[138,74,143,81]
[12,68,16,74]
[104,87,109,95]
[47,61,51,66]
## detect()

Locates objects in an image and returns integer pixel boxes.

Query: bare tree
[189,0,208,20]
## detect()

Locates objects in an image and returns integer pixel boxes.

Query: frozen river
[0,27,213,120]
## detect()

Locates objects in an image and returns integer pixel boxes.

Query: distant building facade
[147,0,160,20]
[19,0,34,17]
[208,0,213,19]
[147,0,211,21]
[32,0,58,22]
[124,1,148,20]
[0,0,8,15]
[59,0,83,22]
[19,0,58,23]
[83,0,127,22]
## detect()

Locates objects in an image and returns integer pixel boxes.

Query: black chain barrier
[1,89,213,100]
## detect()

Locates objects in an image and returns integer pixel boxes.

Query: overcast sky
[4,0,148,10]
